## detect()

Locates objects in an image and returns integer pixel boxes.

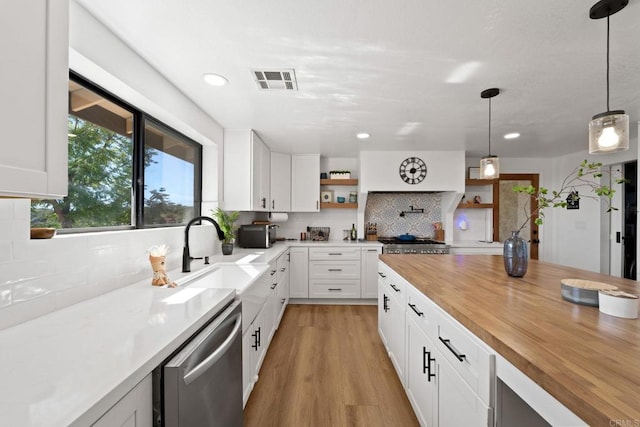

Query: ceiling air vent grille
[251,69,298,91]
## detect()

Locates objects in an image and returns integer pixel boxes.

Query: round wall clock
[399,157,427,184]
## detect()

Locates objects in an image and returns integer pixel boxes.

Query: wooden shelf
[321,202,358,209]
[465,178,497,186]
[320,179,358,186]
[457,203,494,209]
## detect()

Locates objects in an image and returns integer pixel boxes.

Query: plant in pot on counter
[212,208,239,255]
[506,160,626,277]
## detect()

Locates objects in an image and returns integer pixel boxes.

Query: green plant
[512,160,626,233]
[212,208,240,243]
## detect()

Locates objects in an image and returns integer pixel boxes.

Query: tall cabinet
[223,130,271,211]
[0,0,69,198]
[270,152,291,211]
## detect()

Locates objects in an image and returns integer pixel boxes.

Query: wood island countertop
[379,254,640,426]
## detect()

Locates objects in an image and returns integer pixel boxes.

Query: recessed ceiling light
[203,73,228,86]
[356,132,370,139]
[504,132,520,140]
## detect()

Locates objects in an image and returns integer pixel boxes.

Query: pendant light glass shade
[480,155,499,179]
[589,110,629,153]
[588,0,629,154]
[479,88,500,179]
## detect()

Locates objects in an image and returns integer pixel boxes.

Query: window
[31,73,202,231]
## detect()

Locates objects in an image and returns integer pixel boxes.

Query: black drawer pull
[328,268,343,272]
[439,337,466,362]
[378,272,386,278]
[270,283,277,289]
[383,294,389,312]
[280,267,286,272]
[408,303,424,317]
[328,253,342,256]
[328,288,342,291]
[423,347,436,382]
[389,283,400,292]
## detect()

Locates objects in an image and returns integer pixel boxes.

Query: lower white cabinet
[289,247,309,298]
[91,375,152,427]
[309,247,361,298]
[379,260,495,427]
[243,308,266,407]
[361,247,382,298]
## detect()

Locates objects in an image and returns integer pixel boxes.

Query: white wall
[0,1,226,329]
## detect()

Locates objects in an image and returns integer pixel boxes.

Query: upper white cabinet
[223,130,270,211]
[0,0,69,198]
[270,152,291,211]
[291,154,320,212]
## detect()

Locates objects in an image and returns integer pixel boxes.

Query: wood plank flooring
[243,304,419,427]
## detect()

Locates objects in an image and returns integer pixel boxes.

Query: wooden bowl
[30,228,56,239]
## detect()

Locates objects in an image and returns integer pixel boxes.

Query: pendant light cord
[488,97,492,155]
[606,14,610,112]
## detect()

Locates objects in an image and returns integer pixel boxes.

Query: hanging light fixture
[479,88,500,179]
[588,0,629,154]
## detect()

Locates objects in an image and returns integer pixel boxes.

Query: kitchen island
[380,254,640,426]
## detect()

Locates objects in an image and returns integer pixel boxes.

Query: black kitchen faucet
[182,216,225,272]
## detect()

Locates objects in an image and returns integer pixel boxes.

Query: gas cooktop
[378,237,443,245]
[379,237,450,254]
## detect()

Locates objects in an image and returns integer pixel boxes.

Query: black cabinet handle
[383,294,389,312]
[251,329,259,350]
[261,197,266,208]
[257,327,261,347]
[423,347,436,382]
[408,303,424,317]
[272,200,275,209]
[328,253,343,256]
[378,272,386,278]
[390,283,400,292]
[280,267,286,272]
[270,283,277,289]
[328,288,342,291]
[439,337,466,362]
[281,298,286,304]
[328,268,343,272]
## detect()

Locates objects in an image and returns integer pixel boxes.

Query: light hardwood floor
[243,304,419,427]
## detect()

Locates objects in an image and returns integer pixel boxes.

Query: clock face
[399,157,427,184]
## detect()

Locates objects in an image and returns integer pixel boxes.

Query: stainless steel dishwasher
[153,299,243,427]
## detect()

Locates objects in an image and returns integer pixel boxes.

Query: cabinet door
[265,265,279,343]
[270,152,291,211]
[387,287,405,381]
[361,247,382,298]
[251,134,270,211]
[437,349,492,427]
[289,247,309,298]
[242,328,256,407]
[276,251,290,323]
[0,0,68,198]
[291,154,320,212]
[405,315,437,427]
[91,375,152,427]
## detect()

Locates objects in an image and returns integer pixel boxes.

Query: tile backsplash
[364,192,442,237]
[0,199,220,330]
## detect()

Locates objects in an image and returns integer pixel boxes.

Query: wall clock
[399,157,427,184]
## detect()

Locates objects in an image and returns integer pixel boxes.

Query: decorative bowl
[30,228,56,239]
[336,197,345,203]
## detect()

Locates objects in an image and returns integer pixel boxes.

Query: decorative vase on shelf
[503,231,528,277]
[222,243,234,255]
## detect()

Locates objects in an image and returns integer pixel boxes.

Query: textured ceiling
[75,0,640,159]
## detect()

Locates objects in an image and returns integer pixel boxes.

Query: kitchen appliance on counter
[379,236,450,254]
[153,299,243,426]
[238,224,276,248]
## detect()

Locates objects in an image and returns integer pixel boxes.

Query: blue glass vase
[503,231,528,277]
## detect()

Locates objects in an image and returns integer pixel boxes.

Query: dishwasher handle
[183,312,242,385]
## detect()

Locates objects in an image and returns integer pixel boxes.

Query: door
[608,161,637,279]
[497,174,540,260]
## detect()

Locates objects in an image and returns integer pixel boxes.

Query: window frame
[48,71,202,233]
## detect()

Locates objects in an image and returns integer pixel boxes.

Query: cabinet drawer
[309,260,360,279]
[436,308,494,405]
[378,264,406,306]
[309,247,361,260]
[309,280,360,298]
[405,284,437,340]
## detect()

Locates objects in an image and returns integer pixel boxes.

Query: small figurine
[473,195,482,204]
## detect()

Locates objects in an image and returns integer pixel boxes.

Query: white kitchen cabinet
[289,247,309,298]
[270,152,291,211]
[91,374,152,427]
[377,265,405,382]
[361,247,381,298]
[309,247,361,299]
[275,250,290,324]
[0,0,68,198]
[291,154,320,212]
[242,307,266,407]
[264,262,279,343]
[223,129,270,211]
[405,314,437,427]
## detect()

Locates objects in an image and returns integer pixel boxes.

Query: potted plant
[506,160,625,277]
[212,208,240,255]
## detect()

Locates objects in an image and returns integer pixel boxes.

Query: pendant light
[479,88,500,179]
[588,0,629,154]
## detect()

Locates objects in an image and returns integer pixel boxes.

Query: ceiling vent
[251,69,298,91]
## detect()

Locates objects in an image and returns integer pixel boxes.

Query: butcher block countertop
[379,254,640,426]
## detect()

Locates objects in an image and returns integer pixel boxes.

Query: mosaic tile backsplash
[365,192,442,238]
